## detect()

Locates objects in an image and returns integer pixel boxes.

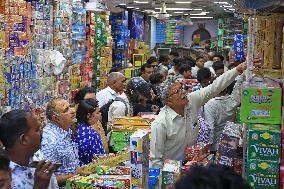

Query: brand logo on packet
[250,95,272,104]
[251,144,279,156]
[250,174,277,186]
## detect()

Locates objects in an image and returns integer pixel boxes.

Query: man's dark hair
[184,56,196,67]
[175,164,251,189]
[205,39,211,44]
[159,55,170,64]
[212,61,225,72]
[76,99,99,124]
[74,87,96,104]
[149,72,164,85]
[197,68,211,83]
[0,110,30,149]
[179,64,192,75]
[196,56,204,62]
[213,54,225,62]
[146,56,158,65]
[140,63,152,74]
[0,148,10,171]
[173,57,184,67]
[228,61,242,70]
[170,51,179,57]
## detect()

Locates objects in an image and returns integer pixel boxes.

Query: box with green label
[247,124,281,162]
[247,160,279,189]
[241,80,282,124]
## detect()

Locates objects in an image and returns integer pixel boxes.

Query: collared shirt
[96,86,119,108]
[10,151,59,189]
[41,123,80,176]
[204,73,245,151]
[150,68,240,168]
[191,66,200,78]
[75,123,105,165]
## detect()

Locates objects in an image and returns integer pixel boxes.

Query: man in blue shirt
[41,98,85,188]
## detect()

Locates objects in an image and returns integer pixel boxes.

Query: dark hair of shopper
[213,54,225,61]
[74,87,95,104]
[125,78,151,104]
[149,72,164,85]
[173,57,184,67]
[0,148,10,171]
[175,164,251,189]
[196,56,204,62]
[76,99,99,124]
[140,63,152,74]
[179,64,192,75]
[146,56,158,65]
[212,61,225,72]
[159,55,170,64]
[184,56,196,67]
[197,68,211,83]
[0,110,29,149]
[170,51,179,57]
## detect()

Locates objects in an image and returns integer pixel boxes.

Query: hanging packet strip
[234,34,245,62]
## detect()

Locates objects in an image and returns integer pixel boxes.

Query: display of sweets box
[130,129,150,189]
[246,160,279,189]
[161,159,181,189]
[185,143,210,161]
[94,175,131,189]
[149,168,160,189]
[113,141,129,152]
[241,79,282,124]
[247,124,281,162]
[66,175,125,189]
[112,131,132,142]
[96,166,131,175]
[113,116,152,126]
[280,164,284,189]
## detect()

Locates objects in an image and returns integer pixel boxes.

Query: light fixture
[184,13,189,15]
[134,1,148,4]
[135,7,140,9]
[223,5,232,7]
[127,6,134,8]
[174,11,184,13]
[155,8,192,10]
[214,1,228,4]
[119,3,126,5]
[190,13,206,16]
[229,8,235,11]
[193,9,202,11]
[190,16,213,19]
[175,1,192,4]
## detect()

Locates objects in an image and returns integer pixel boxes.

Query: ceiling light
[218,2,228,4]
[190,13,206,16]
[175,1,192,3]
[193,9,202,11]
[229,8,235,11]
[174,11,184,13]
[135,7,140,9]
[184,13,189,15]
[223,5,232,7]
[155,8,192,10]
[119,3,126,5]
[134,1,148,3]
[190,16,213,19]
[213,1,219,3]
[127,6,134,8]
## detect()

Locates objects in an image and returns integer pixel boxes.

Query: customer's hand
[75,166,91,176]
[236,58,263,73]
[33,160,56,189]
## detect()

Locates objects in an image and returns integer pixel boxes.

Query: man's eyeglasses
[167,88,184,98]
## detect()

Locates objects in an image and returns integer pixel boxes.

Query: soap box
[241,80,282,124]
[246,160,279,189]
[96,166,130,175]
[161,159,181,189]
[247,124,281,162]
[130,129,150,189]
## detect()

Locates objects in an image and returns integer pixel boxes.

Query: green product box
[241,85,282,124]
[247,124,281,162]
[247,160,279,189]
[112,132,132,142]
[113,141,129,152]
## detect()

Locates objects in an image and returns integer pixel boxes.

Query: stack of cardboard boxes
[241,78,282,189]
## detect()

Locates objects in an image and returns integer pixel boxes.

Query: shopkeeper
[150,62,248,168]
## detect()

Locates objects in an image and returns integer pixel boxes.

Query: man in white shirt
[192,57,205,78]
[150,62,247,168]
[204,73,246,152]
[96,72,126,108]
